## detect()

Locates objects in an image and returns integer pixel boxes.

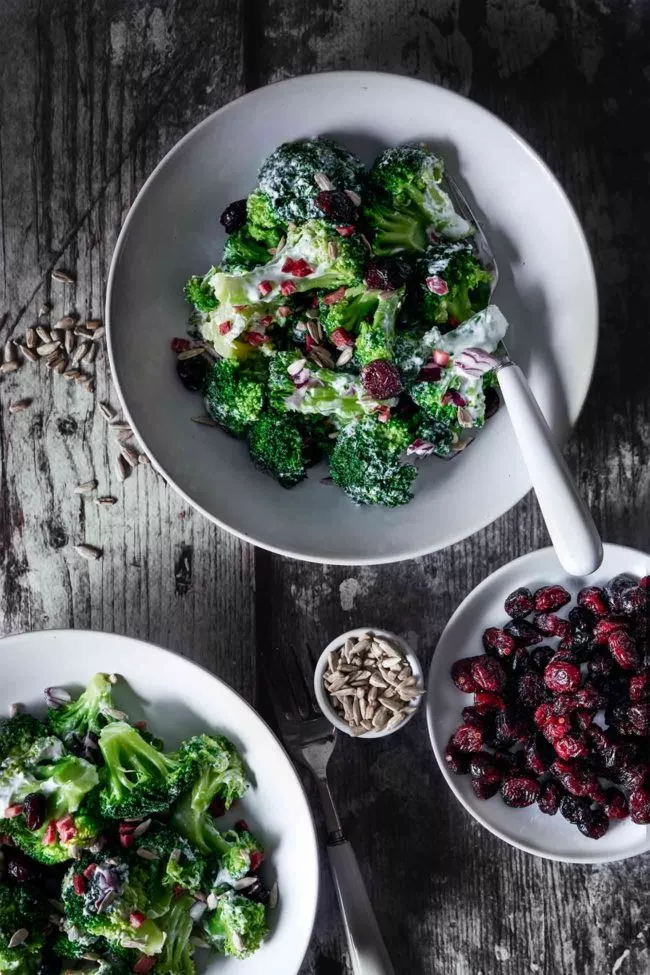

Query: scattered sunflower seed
[64,331,75,355]
[132,818,152,838]
[138,453,150,465]
[91,326,105,342]
[63,369,81,381]
[38,301,51,316]
[8,929,29,948]
[359,233,372,252]
[95,496,117,506]
[0,360,19,374]
[307,320,324,343]
[100,401,118,422]
[51,268,75,284]
[135,848,159,862]
[116,428,133,443]
[36,326,52,343]
[4,340,16,362]
[50,329,63,343]
[327,241,338,260]
[20,346,38,362]
[8,702,23,717]
[177,346,205,361]
[85,319,101,331]
[305,308,319,319]
[336,346,354,367]
[345,189,362,207]
[116,454,129,482]
[37,341,61,356]
[57,316,76,329]
[121,444,139,468]
[9,398,32,414]
[74,479,97,495]
[97,890,116,913]
[309,345,334,369]
[74,543,103,561]
[72,342,89,364]
[191,415,218,427]
[83,343,97,364]
[83,378,95,393]
[26,327,38,348]
[53,358,67,374]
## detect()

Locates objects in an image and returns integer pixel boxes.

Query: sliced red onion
[292,367,313,388]
[454,347,500,378]
[441,389,466,407]
[287,358,307,377]
[407,439,436,458]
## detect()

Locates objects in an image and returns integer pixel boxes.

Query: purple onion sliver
[407,439,436,458]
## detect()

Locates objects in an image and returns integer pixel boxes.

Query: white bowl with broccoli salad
[0,630,319,974]
[107,71,598,564]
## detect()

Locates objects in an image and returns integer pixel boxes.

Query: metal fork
[263,645,395,975]
[443,173,602,577]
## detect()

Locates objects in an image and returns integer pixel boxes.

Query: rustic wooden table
[1,1,648,973]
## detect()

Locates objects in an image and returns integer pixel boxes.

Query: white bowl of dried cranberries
[426,543,650,864]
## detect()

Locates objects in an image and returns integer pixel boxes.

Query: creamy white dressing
[425,304,509,356]
[0,767,36,810]
[209,240,329,306]
[423,185,473,241]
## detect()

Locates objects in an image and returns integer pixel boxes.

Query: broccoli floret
[172,791,262,882]
[268,351,384,422]
[0,883,47,974]
[355,289,404,367]
[203,891,267,960]
[393,328,435,381]
[132,822,206,896]
[368,144,472,241]
[5,782,103,865]
[179,735,248,813]
[256,137,365,224]
[416,242,492,326]
[318,285,379,339]
[152,893,195,975]
[409,381,461,430]
[209,220,365,308]
[98,722,190,820]
[203,357,268,437]
[184,273,219,313]
[222,229,273,273]
[362,195,427,254]
[0,715,46,765]
[246,191,286,248]
[46,673,118,748]
[247,412,308,488]
[329,415,417,506]
[61,856,166,957]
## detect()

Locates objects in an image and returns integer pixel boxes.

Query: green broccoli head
[132,822,206,896]
[209,220,365,308]
[180,735,248,815]
[0,883,47,974]
[318,285,379,340]
[416,242,492,326]
[5,788,103,865]
[362,195,427,254]
[329,415,417,506]
[171,792,263,882]
[247,412,309,488]
[203,357,268,438]
[246,191,286,248]
[257,137,365,224]
[222,229,273,273]
[354,289,404,367]
[0,715,46,765]
[153,893,195,975]
[98,722,190,820]
[269,351,384,422]
[46,673,118,748]
[184,273,219,313]
[61,855,166,957]
[203,891,268,959]
[368,144,472,241]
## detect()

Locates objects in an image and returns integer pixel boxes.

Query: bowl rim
[106,69,599,565]
[314,626,424,739]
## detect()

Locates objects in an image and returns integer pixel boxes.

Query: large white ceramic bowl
[0,630,319,974]
[106,71,598,564]
[427,544,650,864]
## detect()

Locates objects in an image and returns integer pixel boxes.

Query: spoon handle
[497,361,603,576]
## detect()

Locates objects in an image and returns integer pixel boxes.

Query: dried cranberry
[529,646,555,673]
[443,742,469,775]
[451,724,484,753]
[511,647,531,673]
[538,780,563,816]
[470,656,506,693]
[573,685,606,710]
[588,726,613,754]
[176,355,208,393]
[501,774,540,808]
[315,190,357,224]
[471,778,500,799]
[517,671,548,709]
[329,327,355,350]
[550,694,577,716]
[630,673,650,703]
[483,627,519,658]
[451,658,480,694]
[603,787,629,820]
[574,710,594,732]
[577,806,609,839]
[554,733,589,761]
[604,574,638,614]
[364,256,409,291]
[543,660,581,694]
[484,387,500,419]
[534,614,572,640]
[551,759,599,798]
[461,705,489,727]
[607,630,640,670]
[494,709,532,746]
[617,761,647,790]
[219,199,248,233]
[170,337,191,354]
[360,360,403,399]
[504,619,543,646]
[23,793,45,832]
[209,797,227,818]
[469,753,504,784]
[569,606,595,632]
[629,783,650,824]
[525,737,554,776]
[587,649,614,677]
[7,850,38,883]
[534,703,554,728]
[577,586,609,617]
[542,715,573,743]
[534,585,571,613]
[234,819,249,833]
[611,702,649,736]
[620,586,647,615]
[592,618,626,645]
[560,794,591,825]
[504,587,534,619]
[474,691,506,713]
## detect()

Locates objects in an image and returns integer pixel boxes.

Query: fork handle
[498,361,603,576]
[328,840,395,975]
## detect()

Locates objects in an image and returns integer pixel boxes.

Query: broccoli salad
[175,138,509,507]
[0,675,273,973]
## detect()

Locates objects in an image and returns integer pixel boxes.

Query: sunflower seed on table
[36,326,52,343]
[95,496,117,506]
[9,399,32,414]
[4,339,16,362]
[63,370,81,381]
[0,360,19,373]
[51,268,75,284]
[20,346,37,362]
[74,372,87,384]
[26,327,38,348]
[37,341,60,356]
[121,444,139,468]
[83,378,95,393]
[38,302,52,316]
[50,329,63,343]
[85,319,101,331]
[74,480,97,495]
[116,428,133,443]
[64,331,75,355]
[83,343,97,364]
[268,881,279,910]
[72,342,89,363]
[91,326,105,342]
[138,453,150,466]
[100,401,118,421]
[57,316,76,329]
[54,358,67,375]
[116,454,129,481]
[191,415,218,426]
[74,543,102,561]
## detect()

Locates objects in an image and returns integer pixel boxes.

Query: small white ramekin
[314,627,424,739]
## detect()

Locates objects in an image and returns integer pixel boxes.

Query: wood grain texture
[0,1,648,974]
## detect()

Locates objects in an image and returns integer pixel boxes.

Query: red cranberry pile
[445,574,650,839]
